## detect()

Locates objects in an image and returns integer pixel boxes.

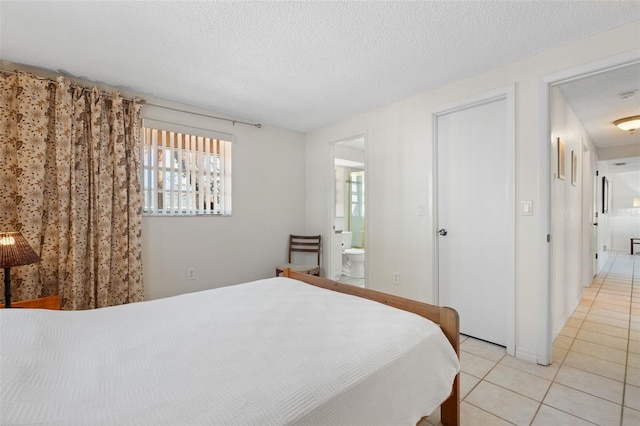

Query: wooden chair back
[289,234,321,265]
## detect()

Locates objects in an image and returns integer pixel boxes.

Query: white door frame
[582,147,596,287]
[433,84,516,355]
[537,50,640,365]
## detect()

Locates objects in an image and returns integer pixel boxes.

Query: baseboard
[552,293,583,341]
[515,346,539,364]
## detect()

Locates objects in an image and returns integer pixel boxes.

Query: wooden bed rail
[283,269,460,426]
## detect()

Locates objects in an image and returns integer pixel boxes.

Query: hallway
[426,252,639,425]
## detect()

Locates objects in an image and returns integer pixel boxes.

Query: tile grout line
[577,252,630,426]
[588,252,634,426]
[469,253,620,426]
[459,338,554,425]
[463,344,559,425]
[590,252,630,426]
[443,254,634,426]
[528,252,615,426]
[458,346,513,424]
[620,252,637,426]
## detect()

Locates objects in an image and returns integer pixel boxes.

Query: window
[142,120,232,215]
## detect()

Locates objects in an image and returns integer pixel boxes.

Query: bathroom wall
[335,144,365,163]
[333,143,365,239]
[335,165,364,234]
[334,166,347,232]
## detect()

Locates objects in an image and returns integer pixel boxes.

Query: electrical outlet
[187,267,196,281]
[393,272,400,285]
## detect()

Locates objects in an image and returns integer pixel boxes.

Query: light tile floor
[424,252,639,425]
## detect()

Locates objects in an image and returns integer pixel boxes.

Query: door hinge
[547,234,551,243]
[596,170,599,176]
[595,253,598,259]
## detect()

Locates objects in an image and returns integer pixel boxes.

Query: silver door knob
[438,229,448,236]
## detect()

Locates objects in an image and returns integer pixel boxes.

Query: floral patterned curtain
[0,72,144,309]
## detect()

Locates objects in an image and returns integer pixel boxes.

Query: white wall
[597,161,613,270]
[598,144,640,160]
[608,167,640,252]
[549,87,597,339]
[142,102,306,300]
[304,22,640,361]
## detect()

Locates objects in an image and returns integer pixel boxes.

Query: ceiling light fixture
[614,115,640,134]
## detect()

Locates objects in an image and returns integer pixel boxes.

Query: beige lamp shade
[0,231,41,268]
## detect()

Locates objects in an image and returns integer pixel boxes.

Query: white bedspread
[0,277,459,426]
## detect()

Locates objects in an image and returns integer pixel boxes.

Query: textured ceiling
[1,1,639,133]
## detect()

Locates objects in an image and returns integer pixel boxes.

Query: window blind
[142,123,232,216]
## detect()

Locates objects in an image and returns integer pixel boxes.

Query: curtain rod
[0,68,144,104]
[145,103,262,128]
[1,68,262,129]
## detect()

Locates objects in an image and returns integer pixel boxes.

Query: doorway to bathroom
[330,136,366,288]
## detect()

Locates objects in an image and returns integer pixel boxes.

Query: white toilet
[341,231,365,279]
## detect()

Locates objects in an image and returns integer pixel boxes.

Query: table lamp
[0,231,41,308]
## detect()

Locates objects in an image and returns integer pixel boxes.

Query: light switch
[521,201,533,216]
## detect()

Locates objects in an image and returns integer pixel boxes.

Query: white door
[436,95,514,348]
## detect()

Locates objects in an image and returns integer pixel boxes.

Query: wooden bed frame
[2,274,460,425]
[284,269,460,426]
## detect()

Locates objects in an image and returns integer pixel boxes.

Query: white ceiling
[559,63,640,150]
[1,1,639,133]
[604,156,640,174]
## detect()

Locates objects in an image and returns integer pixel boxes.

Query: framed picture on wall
[571,150,577,186]
[557,138,566,180]
[602,176,609,214]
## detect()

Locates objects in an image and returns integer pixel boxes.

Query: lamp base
[4,267,11,308]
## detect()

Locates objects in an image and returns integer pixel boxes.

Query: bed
[0,269,460,426]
